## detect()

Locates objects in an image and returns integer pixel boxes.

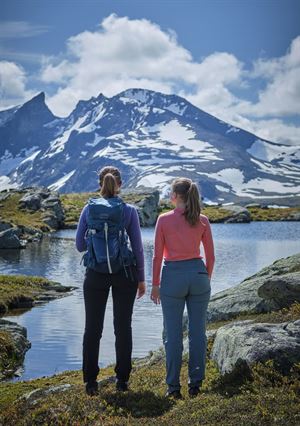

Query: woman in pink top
[151,177,215,399]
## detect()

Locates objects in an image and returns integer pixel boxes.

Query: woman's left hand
[150,285,160,304]
[137,281,146,299]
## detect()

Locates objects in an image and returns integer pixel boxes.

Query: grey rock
[257,272,300,308]
[19,193,41,211]
[207,253,300,323]
[286,212,300,221]
[123,187,160,226]
[211,319,300,376]
[19,383,72,405]
[0,221,12,232]
[0,228,25,249]
[222,205,252,223]
[0,319,31,380]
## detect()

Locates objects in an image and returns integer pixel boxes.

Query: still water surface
[1,221,299,382]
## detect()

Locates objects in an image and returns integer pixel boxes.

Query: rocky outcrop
[122,187,160,226]
[19,187,65,229]
[258,272,300,308]
[207,253,300,323]
[211,319,300,376]
[219,205,252,223]
[0,187,65,249]
[0,319,31,380]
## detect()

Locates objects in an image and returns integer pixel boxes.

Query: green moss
[0,193,46,230]
[0,274,63,313]
[0,330,20,380]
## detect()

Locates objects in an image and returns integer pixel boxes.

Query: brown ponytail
[98,166,122,198]
[171,178,201,226]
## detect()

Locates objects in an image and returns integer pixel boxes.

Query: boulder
[19,193,42,211]
[122,188,160,226]
[211,319,300,376]
[222,205,252,223]
[0,319,31,379]
[0,228,25,249]
[0,221,12,232]
[207,253,300,323]
[257,272,300,308]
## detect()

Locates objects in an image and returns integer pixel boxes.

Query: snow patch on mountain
[43,115,88,158]
[247,139,298,162]
[199,168,299,198]
[48,170,76,191]
[0,147,39,175]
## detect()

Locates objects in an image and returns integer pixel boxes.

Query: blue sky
[1,0,300,145]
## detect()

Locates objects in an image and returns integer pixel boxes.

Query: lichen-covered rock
[211,319,300,376]
[257,272,300,308]
[207,253,300,323]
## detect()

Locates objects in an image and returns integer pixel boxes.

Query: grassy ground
[158,200,300,223]
[2,191,299,230]
[0,274,64,314]
[0,193,46,230]
[0,304,299,425]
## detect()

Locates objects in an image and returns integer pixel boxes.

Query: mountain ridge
[0,88,299,205]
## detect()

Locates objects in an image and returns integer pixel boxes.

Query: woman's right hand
[150,285,160,304]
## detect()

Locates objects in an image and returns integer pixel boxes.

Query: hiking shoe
[116,380,128,392]
[165,389,182,399]
[85,380,98,396]
[188,386,200,397]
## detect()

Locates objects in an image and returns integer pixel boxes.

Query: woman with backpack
[151,177,215,399]
[76,166,146,396]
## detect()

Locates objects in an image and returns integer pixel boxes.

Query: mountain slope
[0,88,299,205]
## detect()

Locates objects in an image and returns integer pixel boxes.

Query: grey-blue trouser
[160,258,211,391]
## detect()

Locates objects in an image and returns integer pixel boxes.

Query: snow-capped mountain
[0,89,299,205]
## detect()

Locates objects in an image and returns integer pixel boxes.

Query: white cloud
[241,36,300,117]
[0,61,35,109]
[0,21,51,38]
[1,14,299,146]
[40,14,243,117]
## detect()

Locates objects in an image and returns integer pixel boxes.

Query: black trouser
[82,265,138,384]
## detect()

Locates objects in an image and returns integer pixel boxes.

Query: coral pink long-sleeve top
[152,207,215,286]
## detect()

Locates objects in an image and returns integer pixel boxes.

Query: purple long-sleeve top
[75,201,145,282]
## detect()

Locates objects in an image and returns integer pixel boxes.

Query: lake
[1,221,299,382]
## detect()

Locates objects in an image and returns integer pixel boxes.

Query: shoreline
[0,274,76,381]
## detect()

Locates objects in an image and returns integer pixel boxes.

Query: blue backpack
[82,196,136,277]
